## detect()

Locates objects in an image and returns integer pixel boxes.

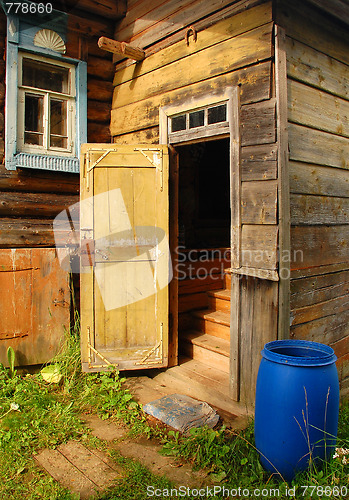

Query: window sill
[12,152,79,173]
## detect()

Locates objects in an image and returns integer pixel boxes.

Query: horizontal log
[288,80,349,138]
[98,37,145,61]
[241,99,276,146]
[241,224,278,270]
[290,161,349,197]
[64,0,126,20]
[66,33,113,59]
[291,225,349,270]
[88,78,114,102]
[291,262,349,280]
[0,166,79,194]
[0,218,56,248]
[111,62,272,136]
[87,56,115,80]
[88,122,111,143]
[0,192,78,218]
[113,2,272,87]
[88,100,111,123]
[241,180,277,224]
[289,123,349,170]
[112,23,273,108]
[286,38,349,101]
[68,13,114,38]
[241,144,277,181]
[178,292,209,313]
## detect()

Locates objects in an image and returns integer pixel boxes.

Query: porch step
[181,331,230,373]
[224,271,231,289]
[191,310,230,340]
[208,289,231,312]
[151,358,250,423]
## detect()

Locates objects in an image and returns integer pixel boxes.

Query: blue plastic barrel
[254,339,339,481]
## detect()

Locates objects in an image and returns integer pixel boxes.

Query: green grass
[0,316,347,500]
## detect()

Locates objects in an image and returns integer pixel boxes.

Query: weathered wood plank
[179,274,224,295]
[240,277,278,405]
[68,13,113,38]
[241,224,278,270]
[291,308,349,346]
[288,80,349,138]
[111,62,272,136]
[291,225,349,270]
[241,180,278,224]
[241,144,277,181]
[65,0,126,20]
[291,294,349,326]
[291,270,349,309]
[290,194,349,225]
[288,123,349,170]
[0,249,69,366]
[291,263,349,280]
[113,2,273,87]
[289,161,349,197]
[286,38,349,101]
[276,0,349,65]
[178,292,208,313]
[113,127,159,144]
[112,23,273,108]
[241,99,276,146]
[116,0,270,50]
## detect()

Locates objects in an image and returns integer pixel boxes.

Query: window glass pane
[171,114,186,132]
[189,109,204,128]
[23,59,70,93]
[208,104,227,124]
[24,94,44,145]
[50,99,68,148]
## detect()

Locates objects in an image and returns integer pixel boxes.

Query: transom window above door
[18,53,76,156]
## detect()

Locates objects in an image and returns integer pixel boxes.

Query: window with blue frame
[4,5,87,172]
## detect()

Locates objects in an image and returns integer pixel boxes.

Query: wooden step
[180,331,230,373]
[190,310,230,340]
[224,271,231,289]
[208,289,231,312]
[151,358,250,424]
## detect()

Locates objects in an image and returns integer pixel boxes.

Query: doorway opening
[175,137,232,379]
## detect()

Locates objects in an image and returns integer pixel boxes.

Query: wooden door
[80,145,170,371]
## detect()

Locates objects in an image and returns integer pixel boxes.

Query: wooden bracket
[98,37,145,61]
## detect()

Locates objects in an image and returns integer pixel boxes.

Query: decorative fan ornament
[33,29,66,54]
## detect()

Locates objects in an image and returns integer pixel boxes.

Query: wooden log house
[1,0,348,408]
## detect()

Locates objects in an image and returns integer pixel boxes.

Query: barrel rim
[262,339,337,367]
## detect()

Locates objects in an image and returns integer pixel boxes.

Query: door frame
[159,87,241,397]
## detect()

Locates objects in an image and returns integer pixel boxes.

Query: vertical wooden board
[0,249,69,366]
[80,145,169,370]
[239,276,278,405]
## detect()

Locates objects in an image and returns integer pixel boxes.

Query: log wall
[112,0,279,404]
[0,7,116,248]
[277,0,349,398]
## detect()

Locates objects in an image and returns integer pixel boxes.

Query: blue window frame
[5,8,87,173]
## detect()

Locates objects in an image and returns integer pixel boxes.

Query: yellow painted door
[80,145,170,371]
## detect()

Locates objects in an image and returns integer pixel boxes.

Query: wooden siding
[112,0,279,404]
[277,0,349,396]
[0,7,115,249]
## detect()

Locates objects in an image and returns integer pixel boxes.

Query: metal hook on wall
[185,26,197,46]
